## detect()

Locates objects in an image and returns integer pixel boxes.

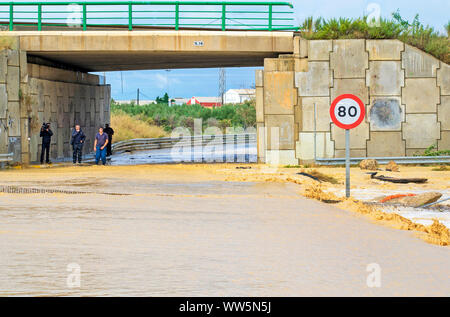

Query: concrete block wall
[0,41,110,164]
[256,56,299,165]
[0,37,25,163]
[258,38,449,164]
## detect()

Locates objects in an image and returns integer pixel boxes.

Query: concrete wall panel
[308,40,332,61]
[265,115,295,150]
[331,78,369,105]
[366,40,404,61]
[402,78,439,113]
[402,45,439,78]
[295,62,331,97]
[335,149,367,158]
[438,95,450,130]
[438,131,450,151]
[437,62,450,96]
[296,132,334,161]
[6,66,19,101]
[0,52,7,83]
[332,121,369,150]
[367,132,405,157]
[7,101,20,137]
[403,114,440,148]
[330,40,368,78]
[301,97,331,132]
[264,72,295,115]
[366,61,404,96]
[0,84,6,118]
[368,97,404,131]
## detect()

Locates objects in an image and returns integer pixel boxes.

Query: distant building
[186,96,222,108]
[224,89,255,104]
[115,99,156,105]
[172,97,189,105]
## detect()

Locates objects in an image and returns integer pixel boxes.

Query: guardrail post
[268,4,273,31]
[234,134,238,162]
[221,4,226,31]
[245,134,249,163]
[128,3,133,31]
[175,2,179,30]
[37,4,42,31]
[9,3,13,31]
[82,3,87,30]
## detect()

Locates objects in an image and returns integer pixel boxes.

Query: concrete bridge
[18,30,294,71]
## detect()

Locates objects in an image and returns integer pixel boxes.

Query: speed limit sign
[330,94,366,198]
[330,94,365,129]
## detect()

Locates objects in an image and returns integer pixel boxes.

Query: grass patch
[111,111,168,142]
[422,144,450,156]
[299,11,450,63]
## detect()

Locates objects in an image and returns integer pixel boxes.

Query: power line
[218,68,226,105]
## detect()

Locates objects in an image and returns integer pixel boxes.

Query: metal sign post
[345,129,350,198]
[330,94,365,198]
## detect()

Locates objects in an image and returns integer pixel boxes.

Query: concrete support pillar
[259,53,299,166]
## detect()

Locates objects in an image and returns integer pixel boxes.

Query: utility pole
[219,68,226,105]
[137,88,140,106]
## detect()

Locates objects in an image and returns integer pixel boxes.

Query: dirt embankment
[220,165,450,246]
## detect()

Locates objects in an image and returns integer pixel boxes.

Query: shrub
[111,111,168,142]
[299,11,450,63]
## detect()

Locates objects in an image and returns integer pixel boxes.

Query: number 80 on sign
[330,94,365,130]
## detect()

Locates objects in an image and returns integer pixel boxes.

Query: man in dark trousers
[40,122,53,164]
[70,124,86,165]
[104,123,115,157]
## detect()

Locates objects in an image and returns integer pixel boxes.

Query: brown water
[0,166,449,296]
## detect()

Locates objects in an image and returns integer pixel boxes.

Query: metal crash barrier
[0,153,14,168]
[0,1,297,31]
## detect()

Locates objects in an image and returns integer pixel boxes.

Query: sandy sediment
[219,165,450,246]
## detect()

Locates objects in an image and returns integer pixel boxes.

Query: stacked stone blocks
[258,38,449,164]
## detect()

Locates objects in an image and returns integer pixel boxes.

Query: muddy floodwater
[0,165,449,296]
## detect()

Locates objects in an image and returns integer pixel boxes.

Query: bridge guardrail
[0,152,13,168]
[315,156,450,165]
[0,1,297,31]
[112,133,257,153]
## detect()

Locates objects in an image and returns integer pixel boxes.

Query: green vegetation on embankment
[299,11,449,63]
[111,99,256,141]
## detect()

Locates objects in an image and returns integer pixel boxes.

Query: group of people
[40,123,114,166]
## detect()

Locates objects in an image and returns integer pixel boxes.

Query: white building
[223,89,255,104]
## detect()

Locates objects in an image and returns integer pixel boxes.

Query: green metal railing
[0,1,298,31]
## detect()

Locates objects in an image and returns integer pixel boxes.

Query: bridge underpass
[0,28,297,165]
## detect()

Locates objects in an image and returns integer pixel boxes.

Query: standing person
[40,122,53,164]
[94,127,109,165]
[70,125,86,165]
[104,123,115,157]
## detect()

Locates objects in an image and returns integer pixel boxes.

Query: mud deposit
[0,164,449,296]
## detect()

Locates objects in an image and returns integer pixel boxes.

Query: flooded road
[0,165,449,296]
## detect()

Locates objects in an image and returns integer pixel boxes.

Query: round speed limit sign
[330,94,365,130]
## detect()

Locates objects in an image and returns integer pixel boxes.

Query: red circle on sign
[330,94,365,130]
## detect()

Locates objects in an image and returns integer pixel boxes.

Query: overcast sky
[19,0,445,100]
